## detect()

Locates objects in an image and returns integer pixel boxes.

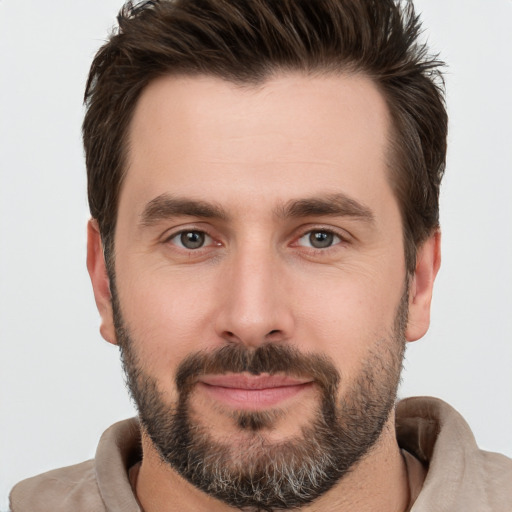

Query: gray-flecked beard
[113,291,407,512]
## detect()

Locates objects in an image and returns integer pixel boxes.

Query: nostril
[222,331,241,342]
[265,329,286,342]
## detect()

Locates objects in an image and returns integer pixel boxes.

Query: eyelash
[293,227,348,252]
[164,228,218,251]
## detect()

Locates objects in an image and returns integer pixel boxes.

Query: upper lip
[198,373,313,390]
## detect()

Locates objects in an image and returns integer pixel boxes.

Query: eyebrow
[140,194,229,227]
[139,192,374,227]
[275,193,375,223]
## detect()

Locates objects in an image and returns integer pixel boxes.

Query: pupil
[310,231,333,248]
[181,231,204,249]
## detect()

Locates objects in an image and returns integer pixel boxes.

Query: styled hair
[83,0,447,273]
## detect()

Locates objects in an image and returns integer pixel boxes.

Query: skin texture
[87,73,441,511]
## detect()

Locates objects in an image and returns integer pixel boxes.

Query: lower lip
[198,382,313,410]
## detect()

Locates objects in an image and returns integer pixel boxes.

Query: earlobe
[405,231,441,342]
[86,219,118,345]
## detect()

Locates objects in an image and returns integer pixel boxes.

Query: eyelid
[161,224,221,250]
[169,230,213,249]
[162,222,213,240]
[292,225,352,244]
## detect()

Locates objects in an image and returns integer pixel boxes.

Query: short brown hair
[83,0,447,273]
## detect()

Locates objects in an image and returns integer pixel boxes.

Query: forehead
[121,72,394,218]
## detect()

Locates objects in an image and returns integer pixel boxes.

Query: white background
[1,0,511,508]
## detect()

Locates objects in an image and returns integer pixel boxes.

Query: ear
[86,219,117,345]
[405,231,441,342]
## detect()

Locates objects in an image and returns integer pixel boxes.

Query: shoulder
[9,418,141,512]
[9,459,106,512]
[396,396,512,511]
[479,449,512,503]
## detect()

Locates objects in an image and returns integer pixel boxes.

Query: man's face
[89,73,434,509]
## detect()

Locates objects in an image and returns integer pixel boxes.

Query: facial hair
[113,290,407,512]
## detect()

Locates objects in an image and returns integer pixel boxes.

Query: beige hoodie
[9,397,512,511]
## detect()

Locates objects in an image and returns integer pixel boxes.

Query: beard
[113,290,407,512]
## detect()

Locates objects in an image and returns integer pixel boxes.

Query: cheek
[115,266,218,379]
[292,268,404,373]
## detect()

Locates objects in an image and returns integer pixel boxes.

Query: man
[9,0,512,510]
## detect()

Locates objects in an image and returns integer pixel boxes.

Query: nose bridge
[216,240,292,346]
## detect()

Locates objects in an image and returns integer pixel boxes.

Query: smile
[197,374,314,410]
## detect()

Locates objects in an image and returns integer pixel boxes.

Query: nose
[214,246,295,348]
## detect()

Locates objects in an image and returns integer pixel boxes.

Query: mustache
[175,343,340,395]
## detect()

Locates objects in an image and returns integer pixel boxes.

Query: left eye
[169,231,212,250]
[297,230,342,249]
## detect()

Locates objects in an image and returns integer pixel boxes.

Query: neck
[135,410,410,512]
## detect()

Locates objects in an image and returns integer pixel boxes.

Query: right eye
[168,230,213,250]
